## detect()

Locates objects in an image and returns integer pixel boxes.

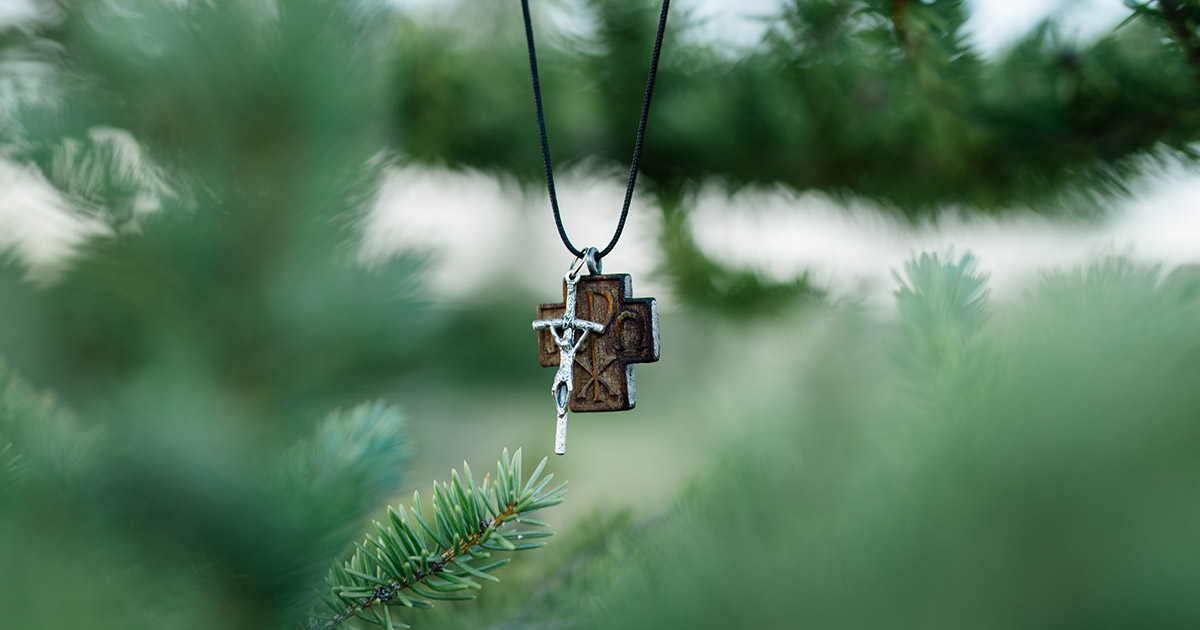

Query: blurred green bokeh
[1,1,1199,629]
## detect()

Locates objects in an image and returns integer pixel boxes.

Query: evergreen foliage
[0,5,573,621]
[4,0,1200,308]
[313,449,565,629]
[396,0,1200,209]
[0,2,1197,629]
[0,0,441,417]
[0,363,565,630]
[447,256,1200,629]
[389,0,1200,305]
[0,385,416,628]
[0,12,530,629]
[0,358,89,489]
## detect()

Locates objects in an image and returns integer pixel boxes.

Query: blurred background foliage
[390,0,1200,306]
[0,0,1199,629]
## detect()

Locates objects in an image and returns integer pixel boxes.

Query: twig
[320,505,517,630]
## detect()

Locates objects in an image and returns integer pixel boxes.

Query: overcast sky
[379,0,1133,55]
[1,0,1137,55]
[666,0,1131,54]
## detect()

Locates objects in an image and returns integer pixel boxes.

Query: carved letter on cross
[536,274,660,413]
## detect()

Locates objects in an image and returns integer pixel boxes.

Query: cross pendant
[533,262,660,454]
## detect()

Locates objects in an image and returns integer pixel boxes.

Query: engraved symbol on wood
[535,274,660,414]
[577,289,617,403]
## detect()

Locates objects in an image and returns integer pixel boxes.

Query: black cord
[521,0,671,261]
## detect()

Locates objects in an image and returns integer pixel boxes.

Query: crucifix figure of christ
[533,262,605,455]
[533,261,660,455]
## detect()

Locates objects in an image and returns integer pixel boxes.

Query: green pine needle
[309,448,566,629]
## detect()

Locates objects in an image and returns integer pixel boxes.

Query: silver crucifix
[532,257,605,454]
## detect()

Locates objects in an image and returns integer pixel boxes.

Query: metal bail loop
[583,247,602,275]
[566,254,587,282]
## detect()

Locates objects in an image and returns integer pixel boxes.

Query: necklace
[522,0,668,455]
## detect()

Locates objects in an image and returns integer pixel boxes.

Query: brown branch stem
[320,503,520,630]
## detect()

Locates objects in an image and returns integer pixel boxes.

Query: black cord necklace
[520,0,671,261]
[524,0,667,456]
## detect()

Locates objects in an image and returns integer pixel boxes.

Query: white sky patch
[0,0,41,28]
[0,156,100,278]
[685,0,785,52]
[687,0,1133,54]
[360,164,664,302]
[353,160,1200,310]
[413,0,1127,55]
[49,126,176,219]
[686,176,1200,308]
[6,149,1198,307]
[965,0,1131,53]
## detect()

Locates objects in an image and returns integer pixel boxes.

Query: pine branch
[285,402,410,511]
[893,252,990,375]
[894,253,990,339]
[310,448,566,630]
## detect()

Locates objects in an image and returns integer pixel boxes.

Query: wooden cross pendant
[533,266,660,454]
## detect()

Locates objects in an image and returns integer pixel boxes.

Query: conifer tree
[394,0,1200,305]
[0,2,566,628]
[1,2,1199,629]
